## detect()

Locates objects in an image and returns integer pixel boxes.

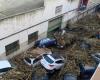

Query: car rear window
[43,55,54,63]
[40,39,50,44]
[33,56,41,64]
[25,58,31,63]
[56,60,64,64]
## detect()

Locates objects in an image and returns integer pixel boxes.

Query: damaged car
[24,51,52,67]
[24,57,41,67]
[34,38,57,48]
[40,54,65,73]
[0,60,13,75]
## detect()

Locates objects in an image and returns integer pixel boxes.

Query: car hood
[0,60,11,69]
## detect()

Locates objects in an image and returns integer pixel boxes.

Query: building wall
[62,0,100,28]
[0,21,48,59]
[0,0,99,59]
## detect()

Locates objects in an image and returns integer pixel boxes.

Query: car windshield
[33,56,41,64]
[25,58,31,63]
[56,60,64,64]
[41,38,50,43]
[43,55,54,64]
[95,54,100,58]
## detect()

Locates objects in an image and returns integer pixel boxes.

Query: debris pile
[1,14,100,80]
[1,48,49,80]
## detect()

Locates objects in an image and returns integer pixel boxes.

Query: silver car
[40,54,65,72]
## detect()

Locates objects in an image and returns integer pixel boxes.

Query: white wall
[0,0,80,39]
[0,21,48,57]
[27,21,48,40]
[61,0,79,28]
[44,0,80,19]
[0,0,99,39]
[0,9,44,39]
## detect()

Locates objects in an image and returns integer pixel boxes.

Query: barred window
[28,31,38,44]
[55,5,63,14]
[5,40,20,55]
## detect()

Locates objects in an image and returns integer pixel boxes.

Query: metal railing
[69,4,99,24]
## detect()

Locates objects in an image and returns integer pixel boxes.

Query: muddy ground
[1,14,100,80]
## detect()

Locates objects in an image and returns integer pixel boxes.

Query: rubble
[1,14,100,80]
[1,48,49,80]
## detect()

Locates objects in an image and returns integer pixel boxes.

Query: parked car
[91,53,100,65]
[0,60,13,75]
[24,52,52,67]
[63,73,77,80]
[78,62,96,80]
[34,38,57,48]
[40,54,65,72]
[24,57,41,67]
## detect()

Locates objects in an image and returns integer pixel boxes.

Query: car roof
[0,60,11,69]
[49,54,63,60]
[42,38,50,40]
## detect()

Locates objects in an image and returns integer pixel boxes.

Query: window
[5,40,20,55]
[55,5,63,14]
[43,55,54,63]
[28,31,38,44]
[56,60,64,64]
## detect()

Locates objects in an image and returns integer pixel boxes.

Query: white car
[40,54,65,72]
[24,51,52,67]
[0,60,12,75]
[24,57,41,67]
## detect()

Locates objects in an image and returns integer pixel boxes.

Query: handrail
[69,4,99,23]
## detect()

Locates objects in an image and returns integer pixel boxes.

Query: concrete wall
[0,9,44,39]
[0,21,48,59]
[0,0,75,39]
[61,0,80,28]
